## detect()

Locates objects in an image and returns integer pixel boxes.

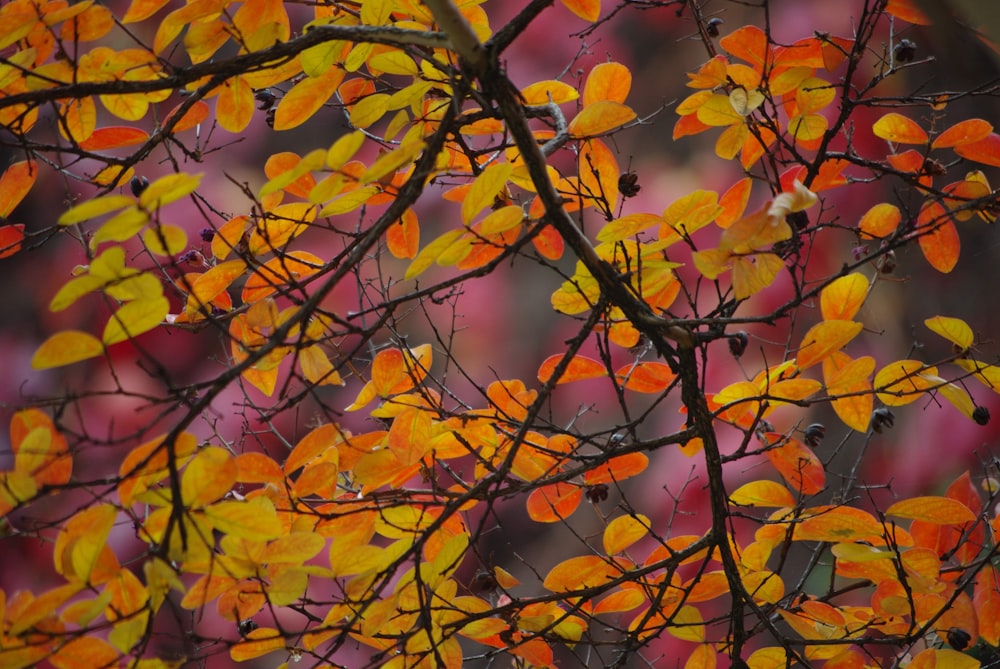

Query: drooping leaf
[582,62,631,106]
[796,320,862,370]
[925,315,974,351]
[886,497,976,524]
[763,434,825,495]
[820,274,869,321]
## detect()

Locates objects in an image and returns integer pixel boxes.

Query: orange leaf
[274,67,345,131]
[820,273,869,321]
[568,101,636,137]
[673,111,712,140]
[719,25,770,72]
[875,359,937,406]
[583,452,649,485]
[954,132,1000,167]
[188,259,246,308]
[872,112,928,144]
[0,161,36,218]
[887,497,976,524]
[885,0,931,25]
[526,482,582,522]
[216,75,254,133]
[975,566,1000,645]
[537,354,606,384]
[796,320,863,370]
[615,361,676,393]
[163,100,210,133]
[0,224,25,258]
[583,62,631,106]
[122,0,172,22]
[932,118,993,149]
[387,208,419,260]
[794,506,883,542]
[824,352,875,432]
[543,555,620,592]
[532,221,564,260]
[917,201,959,273]
[560,0,600,22]
[858,202,901,239]
[717,177,751,228]
[579,138,620,213]
[78,126,150,151]
[763,434,825,495]
[263,152,318,200]
[241,251,322,303]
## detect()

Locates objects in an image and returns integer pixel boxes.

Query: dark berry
[871,407,895,433]
[705,17,724,38]
[585,484,609,503]
[973,406,990,426]
[130,176,149,197]
[728,331,749,358]
[803,423,825,448]
[894,39,917,64]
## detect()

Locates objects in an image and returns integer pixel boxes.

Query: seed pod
[585,483,609,503]
[471,570,498,593]
[129,176,149,197]
[254,88,276,111]
[973,406,990,426]
[199,227,215,243]
[946,627,971,651]
[705,17,724,38]
[728,331,749,358]
[894,39,917,64]
[618,171,641,197]
[803,423,825,448]
[237,618,258,637]
[871,407,895,433]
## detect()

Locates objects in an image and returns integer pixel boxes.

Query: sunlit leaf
[560,0,600,22]
[796,320,862,370]
[886,497,976,524]
[872,112,928,144]
[925,315,974,350]
[32,330,103,369]
[820,273,869,321]
[103,296,169,345]
[583,62,631,106]
[568,101,636,137]
[763,434,825,495]
[933,118,993,149]
[730,480,795,508]
[858,202,901,239]
[603,514,650,555]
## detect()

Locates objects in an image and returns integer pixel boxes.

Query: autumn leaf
[568,101,636,137]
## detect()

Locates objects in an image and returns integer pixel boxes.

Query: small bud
[265,108,276,128]
[129,176,149,197]
[179,249,205,267]
[871,407,895,433]
[199,227,215,243]
[728,331,749,358]
[803,423,825,448]
[894,39,917,64]
[705,17,724,38]
[618,171,641,197]
[237,618,258,637]
[973,406,990,426]
[946,627,971,651]
[585,483,609,503]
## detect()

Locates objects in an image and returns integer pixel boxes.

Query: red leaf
[0,223,25,258]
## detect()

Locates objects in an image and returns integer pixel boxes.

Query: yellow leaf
[521,79,579,105]
[181,447,236,507]
[273,67,345,131]
[730,481,795,508]
[405,228,465,280]
[58,195,134,225]
[696,93,742,126]
[92,207,150,244]
[139,173,202,210]
[462,162,513,224]
[603,514,650,555]
[733,252,784,300]
[103,295,169,345]
[361,140,424,184]
[925,315,974,350]
[32,330,103,369]
[142,224,188,256]
[875,359,937,406]
[886,496,976,524]
[229,628,286,662]
[796,320,863,370]
[203,497,283,540]
[820,273,869,321]
[568,101,636,137]
[326,130,366,170]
